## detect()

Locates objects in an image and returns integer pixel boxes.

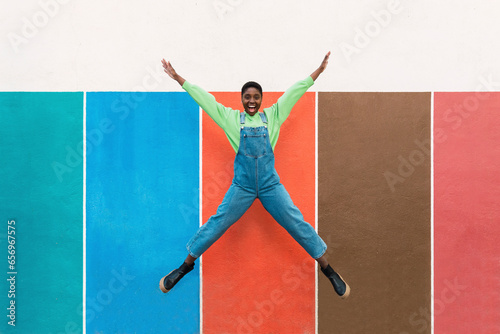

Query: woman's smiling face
[241,87,262,116]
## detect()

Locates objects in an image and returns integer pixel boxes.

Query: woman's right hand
[161,59,186,86]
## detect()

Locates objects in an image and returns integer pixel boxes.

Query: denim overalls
[186,112,327,259]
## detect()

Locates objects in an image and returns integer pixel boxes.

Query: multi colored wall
[2,1,500,333]
[1,90,499,333]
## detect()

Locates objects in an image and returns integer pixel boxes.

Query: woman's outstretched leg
[184,254,196,265]
[259,184,350,299]
[160,184,256,293]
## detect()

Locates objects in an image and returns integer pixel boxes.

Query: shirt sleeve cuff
[306,76,314,86]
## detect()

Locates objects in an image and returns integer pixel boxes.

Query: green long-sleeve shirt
[182,76,314,152]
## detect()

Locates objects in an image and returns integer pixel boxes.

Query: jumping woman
[159,52,350,299]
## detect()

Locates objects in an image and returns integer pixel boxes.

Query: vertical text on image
[6,219,17,327]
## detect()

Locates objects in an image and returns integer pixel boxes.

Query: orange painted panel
[202,91,316,333]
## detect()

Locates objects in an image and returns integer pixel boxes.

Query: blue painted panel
[86,92,200,333]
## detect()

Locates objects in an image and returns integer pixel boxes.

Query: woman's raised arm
[310,51,330,82]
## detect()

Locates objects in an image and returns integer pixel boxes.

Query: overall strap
[259,112,268,124]
[240,112,245,124]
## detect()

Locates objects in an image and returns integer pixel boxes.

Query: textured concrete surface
[434,92,500,333]
[318,92,431,333]
[85,92,200,333]
[202,91,316,334]
[0,92,83,333]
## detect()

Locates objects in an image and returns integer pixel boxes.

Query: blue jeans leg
[259,183,327,259]
[186,183,256,258]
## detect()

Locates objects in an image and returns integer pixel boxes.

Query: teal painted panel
[0,92,83,333]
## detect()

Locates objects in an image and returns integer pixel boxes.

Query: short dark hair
[241,81,262,97]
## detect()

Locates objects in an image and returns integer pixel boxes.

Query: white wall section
[2,0,500,92]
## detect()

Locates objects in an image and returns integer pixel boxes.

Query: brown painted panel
[318,92,431,333]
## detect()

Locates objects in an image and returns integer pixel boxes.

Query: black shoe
[321,264,350,299]
[159,262,195,293]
